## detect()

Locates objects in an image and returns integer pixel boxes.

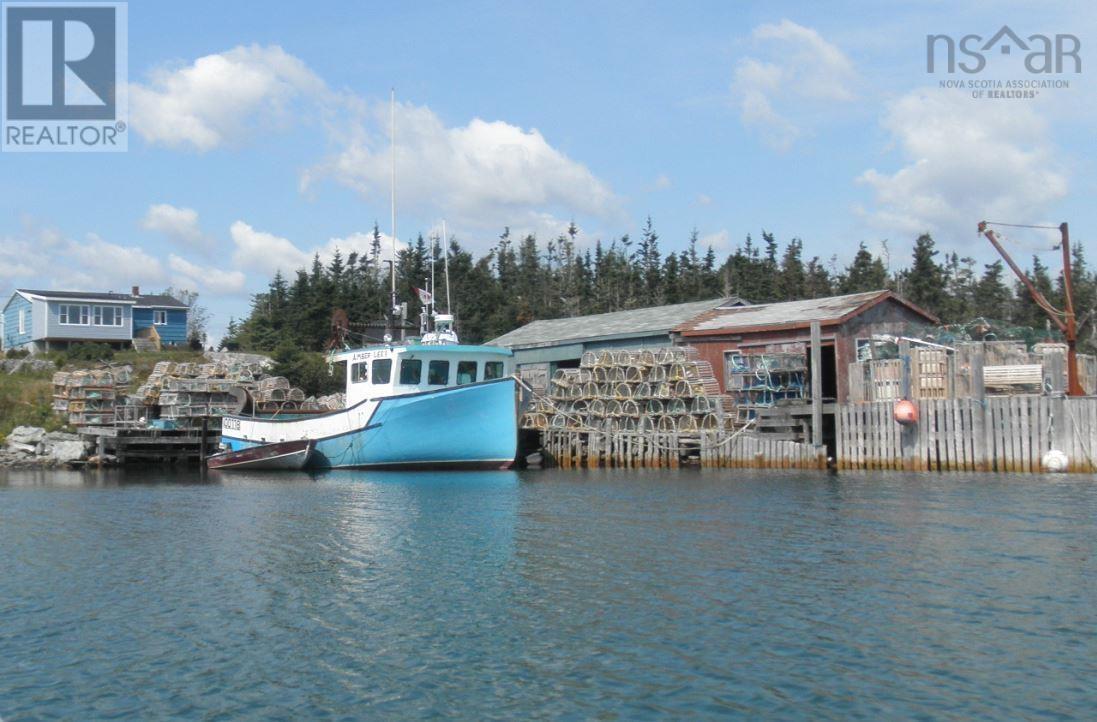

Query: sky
[2,0,1095,343]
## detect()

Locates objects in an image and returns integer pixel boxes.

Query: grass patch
[0,349,209,441]
[0,371,62,440]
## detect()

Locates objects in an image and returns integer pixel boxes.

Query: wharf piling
[79,425,219,465]
[542,429,825,470]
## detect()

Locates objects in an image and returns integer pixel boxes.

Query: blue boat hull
[221,378,518,470]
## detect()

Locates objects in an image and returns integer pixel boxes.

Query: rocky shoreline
[1,426,110,469]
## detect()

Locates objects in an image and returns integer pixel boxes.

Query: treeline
[223,219,1097,353]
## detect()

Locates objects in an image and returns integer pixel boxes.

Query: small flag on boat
[414,287,433,305]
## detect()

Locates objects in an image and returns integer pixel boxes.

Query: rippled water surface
[1,467,1095,719]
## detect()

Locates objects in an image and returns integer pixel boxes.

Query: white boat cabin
[333,343,515,407]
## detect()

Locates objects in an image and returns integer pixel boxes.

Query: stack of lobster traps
[52,365,133,427]
[253,376,307,414]
[521,346,736,434]
[124,361,252,429]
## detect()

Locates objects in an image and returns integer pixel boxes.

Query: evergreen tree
[778,238,806,300]
[905,234,947,317]
[839,243,888,294]
[973,261,1012,321]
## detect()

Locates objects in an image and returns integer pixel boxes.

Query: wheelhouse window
[372,358,392,384]
[399,358,422,385]
[59,304,89,325]
[456,360,477,385]
[93,306,123,327]
[484,361,504,380]
[351,362,369,383]
[428,360,450,386]
[153,310,168,325]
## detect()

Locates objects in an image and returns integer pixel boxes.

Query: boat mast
[442,219,452,314]
[389,88,400,340]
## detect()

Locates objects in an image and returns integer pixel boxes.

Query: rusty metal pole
[1059,222,1085,396]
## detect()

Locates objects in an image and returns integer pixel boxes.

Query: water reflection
[0,468,1094,719]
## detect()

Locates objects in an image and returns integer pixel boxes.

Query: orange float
[893,399,918,425]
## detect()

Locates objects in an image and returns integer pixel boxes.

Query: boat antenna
[429,230,436,321]
[389,88,398,332]
[442,219,452,314]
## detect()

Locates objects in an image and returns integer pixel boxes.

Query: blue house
[2,286,189,353]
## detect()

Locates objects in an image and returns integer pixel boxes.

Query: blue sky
[2,0,1094,342]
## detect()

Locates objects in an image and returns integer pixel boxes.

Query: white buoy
[1042,449,1069,473]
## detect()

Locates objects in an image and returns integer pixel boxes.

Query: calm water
[1,468,1095,720]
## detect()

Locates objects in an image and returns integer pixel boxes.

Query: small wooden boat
[207,439,313,471]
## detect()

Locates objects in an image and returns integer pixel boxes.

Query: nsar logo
[2,1,127,152]
[927,25,1081,74]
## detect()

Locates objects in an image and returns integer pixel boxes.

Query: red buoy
[894,399,918,425]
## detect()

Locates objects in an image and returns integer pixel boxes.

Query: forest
[223,218,1097,357]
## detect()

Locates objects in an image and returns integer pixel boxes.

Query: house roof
[15,289,189,309]
[489,297,745,350]
[133,294,189,309]
[674,290,938,336]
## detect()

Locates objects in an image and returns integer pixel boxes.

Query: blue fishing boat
[217,92,518,470]
[218,315,519,470]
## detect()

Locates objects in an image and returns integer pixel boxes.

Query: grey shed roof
[490,298,743,350]
[17,289,188,308]
[675,290,938,335]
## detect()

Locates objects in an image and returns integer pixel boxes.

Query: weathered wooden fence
[542,430,824,470]
[837,397,1097,473]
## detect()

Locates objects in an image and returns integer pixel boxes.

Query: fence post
[971,353,987,471]
[1046,353,1067,462]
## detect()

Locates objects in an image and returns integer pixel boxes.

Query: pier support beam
[899,339,917,470]
[810,322,824,461]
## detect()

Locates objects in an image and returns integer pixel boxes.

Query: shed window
[484,361,504,380]
[153,310,167,325]
[372,358,392,384]
[399,358,422,385]
[351,362,369,383]
[18,308,26,334]
[428,360,450,386]
[456,360,477,385]
[59,304,89,325]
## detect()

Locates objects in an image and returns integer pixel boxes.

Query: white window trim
[18,308,26,335]
[92,306,125,327]
[153,310,168,325]
[59,304,90,326]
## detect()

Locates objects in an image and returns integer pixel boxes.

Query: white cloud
[54,233,166,291]
[130,43,620,249]
[228,221,409,278]
[857,89,1068,244]
[141,203,210,250]
[168,255,247,295]
[302,101,622,231]
[700,229,730,250]
[229,221,310,276]
[322,230,406,264]
[733,20,856,151]
[130,44,326,151]
[653,174,672,190]
[696,194,713,206]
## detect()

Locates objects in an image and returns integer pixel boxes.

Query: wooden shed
[672,290,939,405]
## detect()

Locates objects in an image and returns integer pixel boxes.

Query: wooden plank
[1018,395,1030,472]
